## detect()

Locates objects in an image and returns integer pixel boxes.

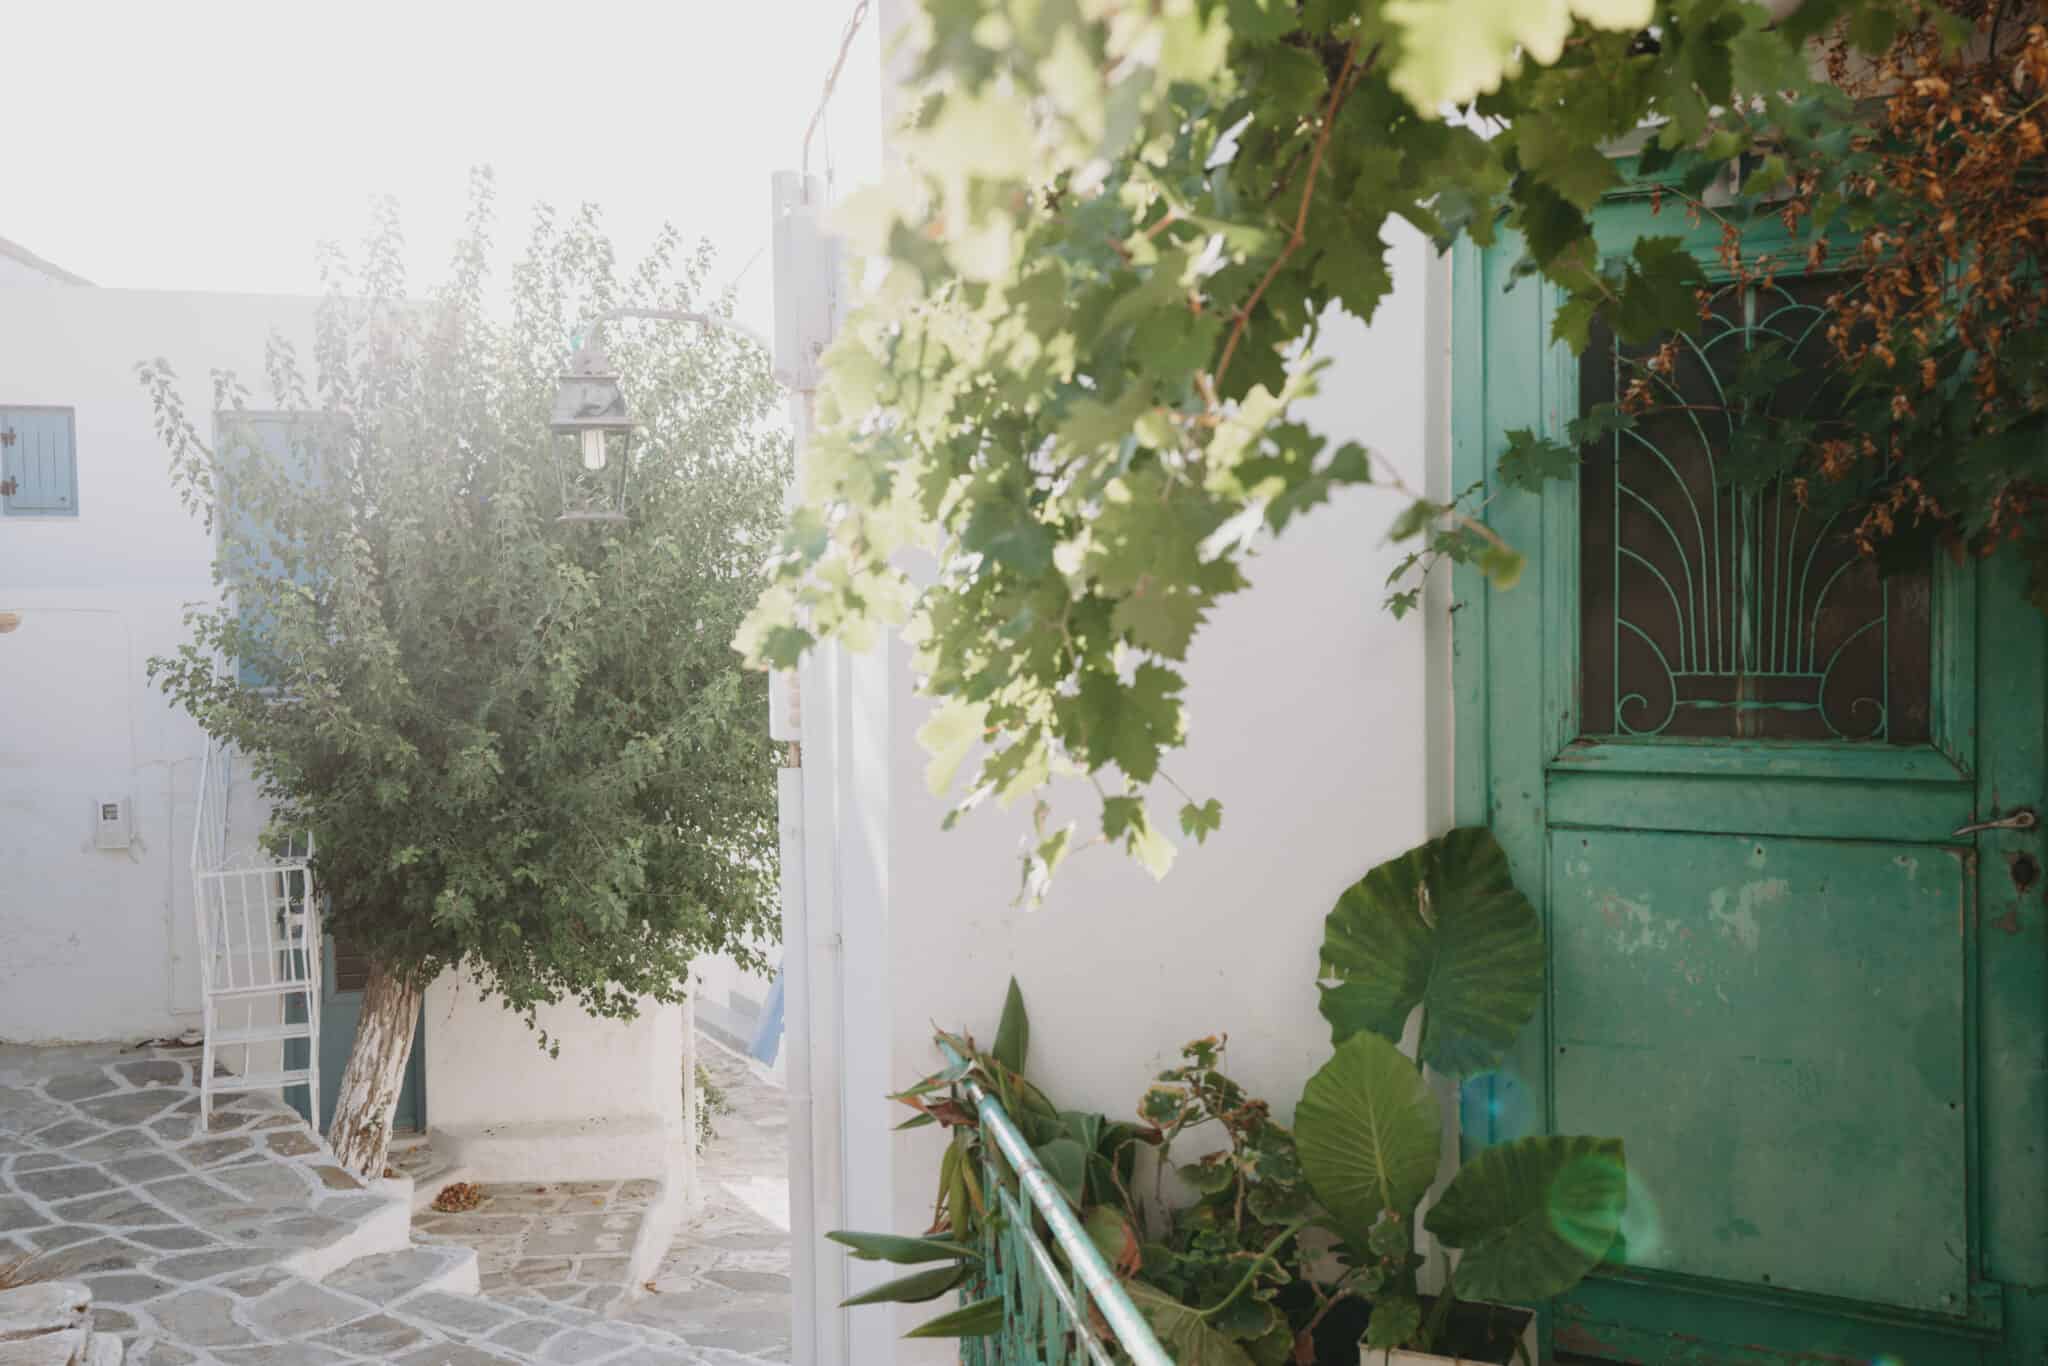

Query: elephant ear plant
[1296,827,1628,1358]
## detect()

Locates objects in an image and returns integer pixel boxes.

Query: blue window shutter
[2,407,79,516]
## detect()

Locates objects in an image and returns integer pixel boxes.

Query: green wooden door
[284,935,424,1134]
[1453,187,2048,1364]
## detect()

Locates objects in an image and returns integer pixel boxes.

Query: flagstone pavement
[403,1043,793,1362]
[0,1044,789,1365]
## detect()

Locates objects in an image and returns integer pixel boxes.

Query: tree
[144,173,789,1177]
[738,0,2037,892]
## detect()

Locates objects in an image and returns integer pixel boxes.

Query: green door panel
[1555,1274,2000,1366]
[1451,192,2048,1363]
[1550,828,1969,1315]
[285,935,424,1133]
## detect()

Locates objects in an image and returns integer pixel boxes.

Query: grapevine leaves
[737,0,1834,893]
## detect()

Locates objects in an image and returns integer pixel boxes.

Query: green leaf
[1426,1135,1628,1303]
[1515,120,1619,211]
[840,1263,968,1306]
[1181,1156,1238,1196]
[826,1231,981,1264]
[1612,236,1704,346]
[1387,499,1442,542]
[1382,0,1653,111]
[918,698,988,796]
[1055,664,1185,785]
[1730,28,1811,100]
[1366,1294,1422,1350]
[1083,1204,1142,1276]
[1034,1137,1089,1207]
[993,976,1029,1075]
[1113,583,1208,659]
[1551,293,1599,353]
[1294,1032,1441,1243]
[904,1294,1005,1338]
[1317,826,1544,1075]
[1515,179,1591,270]
[1367,1214,1412,1258]
[1125,1281,1259,1366]
[1496,428,1578,493]
[1478,544,1526,591]
[1179,798,1224,844]
[1565,402,1634,447]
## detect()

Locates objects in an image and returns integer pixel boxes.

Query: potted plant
[1294,827,1626,1363]
[826,829,1626,1365]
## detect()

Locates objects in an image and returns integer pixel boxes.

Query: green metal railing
[941,1042,1173,1366]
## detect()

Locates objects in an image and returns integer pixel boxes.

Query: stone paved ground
[615,1044,790,1360]
[0,1045,780,1365]
[414,1178,659,1309]
[402,1040,793,1362]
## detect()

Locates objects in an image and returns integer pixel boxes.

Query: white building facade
[0,250,695,1200]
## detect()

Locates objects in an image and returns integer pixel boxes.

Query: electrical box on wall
[94,796,132,850]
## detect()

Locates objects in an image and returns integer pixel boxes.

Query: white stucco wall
[421,970,693,1186]
[0,286,318,1044]
[807,226,1452,1362]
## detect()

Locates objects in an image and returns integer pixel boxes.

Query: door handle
[1952,808,2038,838]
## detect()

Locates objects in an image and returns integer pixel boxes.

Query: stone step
[0,1282,122,1366]
[318,1243,481,1307]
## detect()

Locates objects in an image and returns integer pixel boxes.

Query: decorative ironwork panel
[1579,275,1931,742]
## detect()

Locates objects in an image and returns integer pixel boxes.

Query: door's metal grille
[1578,275,1931,742]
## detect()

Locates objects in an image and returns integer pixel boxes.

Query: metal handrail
[940,1041,1174,1366]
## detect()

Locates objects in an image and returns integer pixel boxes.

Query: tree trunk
[326,959,423,1180]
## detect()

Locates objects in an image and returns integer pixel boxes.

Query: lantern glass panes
[549,336,635,523]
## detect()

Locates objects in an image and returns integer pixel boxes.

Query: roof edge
[0,235,94,287]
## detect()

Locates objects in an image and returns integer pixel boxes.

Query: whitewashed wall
[421,971,694,1188]
[800,222,1453,1362]
[0,285,318,1043]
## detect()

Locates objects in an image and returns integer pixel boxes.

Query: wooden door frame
[1446,203,2048,1361]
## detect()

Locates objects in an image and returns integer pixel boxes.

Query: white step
[207,980,316,1001]
[209,1021,315,1047]
[208,1067,314,1094]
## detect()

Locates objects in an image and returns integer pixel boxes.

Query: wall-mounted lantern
[549,333,636,525]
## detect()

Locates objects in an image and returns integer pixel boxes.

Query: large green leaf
[826,1230,980,1264]
[904,1294,1005,1338]
[993,976,1029,1073]
[1318,826,1543,1075]
[1034,1137,1088,1207]
[1365,1294,1422,1351]
[841,1263,967,1306]
[1425,1136,1628,1304]
[1125,1281,1258,1366]
[1294,1033,1441,1244]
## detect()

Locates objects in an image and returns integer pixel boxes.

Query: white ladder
[190,742,322,1129]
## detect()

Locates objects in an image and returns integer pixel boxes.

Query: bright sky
[4,1,884,342]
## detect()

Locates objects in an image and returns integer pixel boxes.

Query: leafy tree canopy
[147,172,790,1031]
[739,0,2038,891]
